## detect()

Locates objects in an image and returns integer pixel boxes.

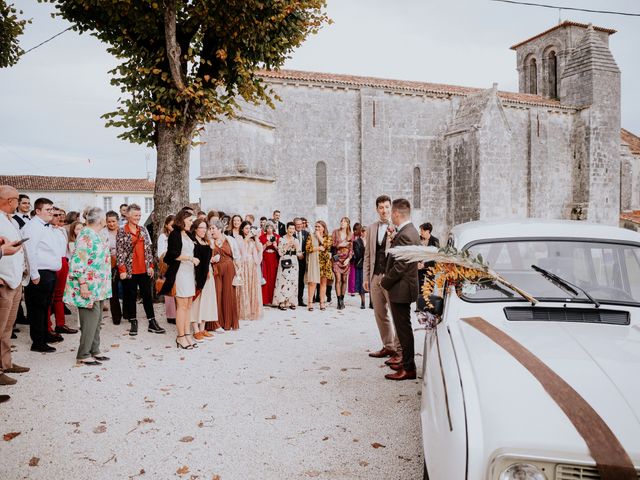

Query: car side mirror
[427,295,444,316]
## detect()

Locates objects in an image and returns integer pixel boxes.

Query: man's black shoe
[0,394,10,404]
[46,333,64,343]
[298,301,307,307]
[129,319,138,336]
[10,332,17,339]
[55,325,78,334]
[30,344,56,353]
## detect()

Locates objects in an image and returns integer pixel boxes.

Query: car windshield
[461,239,640,305]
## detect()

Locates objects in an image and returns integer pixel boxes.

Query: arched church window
[316,161,327,206]
[413,166,421,209]
[547,51,557,99]
[529,58,538,95]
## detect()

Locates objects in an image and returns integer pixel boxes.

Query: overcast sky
[2,0,639,201]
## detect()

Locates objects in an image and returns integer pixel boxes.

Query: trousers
[122,273,155,321]
[25,270,57,347]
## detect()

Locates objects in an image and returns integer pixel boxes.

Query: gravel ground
[1,295,425,480]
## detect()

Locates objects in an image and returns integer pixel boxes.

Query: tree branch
[164,0,186,91]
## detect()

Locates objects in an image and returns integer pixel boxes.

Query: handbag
[280,258,293,269]
[232,274,244,287]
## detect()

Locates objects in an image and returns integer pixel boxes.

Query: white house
[0,175,155,222]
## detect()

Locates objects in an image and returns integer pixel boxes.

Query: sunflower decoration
[388,245,537,310]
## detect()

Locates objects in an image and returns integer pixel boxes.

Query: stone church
[199,21,640,235]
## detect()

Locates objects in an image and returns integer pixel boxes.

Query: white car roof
[450,219,640,248]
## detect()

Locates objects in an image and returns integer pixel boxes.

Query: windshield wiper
[531,264,601,308]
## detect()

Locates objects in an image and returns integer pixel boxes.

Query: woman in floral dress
[305,220,333,310]
[273,222,301,310]
[64,207,112,366]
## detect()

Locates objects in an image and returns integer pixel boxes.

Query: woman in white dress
[273,222,301,310]
[190,218,217,340]
[160,210,199,349]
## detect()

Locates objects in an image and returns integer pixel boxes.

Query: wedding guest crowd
[1,181,434,406]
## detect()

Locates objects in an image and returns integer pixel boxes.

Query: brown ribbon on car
[461,317,637,480]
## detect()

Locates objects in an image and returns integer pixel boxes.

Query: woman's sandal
[320,303,326,311]
[307,306,314,311]
[176,335,193,350]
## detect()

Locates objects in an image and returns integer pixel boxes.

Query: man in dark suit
[294,217,309,307]
[272,210,286,237]
[381,198,420,381]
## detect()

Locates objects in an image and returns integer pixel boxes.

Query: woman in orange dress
[207,220,240,331]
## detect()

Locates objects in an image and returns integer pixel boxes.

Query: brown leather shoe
[4,364,29,374]
[0,373,17,385]
[0,394,9,404]
[368,347,396,358]
[55,325,78,334]
[385,369,417,381]
[389,363,404,371]
[384,355,402,366]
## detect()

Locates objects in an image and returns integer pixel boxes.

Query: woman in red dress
[259,222,280,305]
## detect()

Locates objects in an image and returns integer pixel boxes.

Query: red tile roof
[620,210,640,225]
[258,69,568,108]
[0,175,155,192]
[621,128,640,155]
[510,21,616,50]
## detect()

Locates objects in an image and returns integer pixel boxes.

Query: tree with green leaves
[44,0,329,237]
[0,1,29,68]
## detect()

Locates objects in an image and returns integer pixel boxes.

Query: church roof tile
[258,69,569,108]
[0,175,155,192]
[622,129,640,155]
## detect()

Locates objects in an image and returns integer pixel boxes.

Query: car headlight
[499,463,547,480]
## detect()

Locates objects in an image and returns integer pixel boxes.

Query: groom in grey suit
[363,195,402,362]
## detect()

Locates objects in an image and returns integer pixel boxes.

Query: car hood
[458,316,640,463]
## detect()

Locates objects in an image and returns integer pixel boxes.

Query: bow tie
[22,215,29,219]
[44,223,50,227]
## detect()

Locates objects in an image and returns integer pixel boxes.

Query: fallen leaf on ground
[224,342,234,345]
[111,344,120,348]
[359,460,369,467]
[177,465,190,475]
[371,442,386,449]
[180,436,194,443]
[319,381,327,385]
[201,403,208,409]
[265,415,277,420]
[340,411,351,416]
[197,421,204,428]
[212,475,221,480]
[93,425,107,434]
[304,471,320,477]
[29,457,40,466]
[3,431,21,441]
[322,436,329,441]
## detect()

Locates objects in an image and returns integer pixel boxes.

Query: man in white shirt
[22,197,61,353]
[12,194,31,230]
[0,186,31,392]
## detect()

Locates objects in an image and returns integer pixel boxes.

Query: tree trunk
[152,123,192,247]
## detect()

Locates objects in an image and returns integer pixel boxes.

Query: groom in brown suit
[363,195,402,363]
[381,198,420,380]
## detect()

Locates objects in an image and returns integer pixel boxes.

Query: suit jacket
[380,222,420,304]
[275,221,286,237]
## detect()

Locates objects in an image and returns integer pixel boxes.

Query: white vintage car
[420,220,640,480]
